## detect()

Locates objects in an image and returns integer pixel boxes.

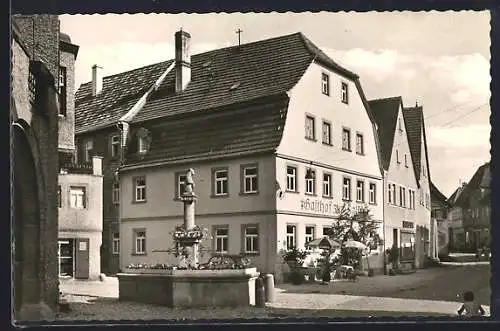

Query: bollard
[255,276,266,307]
[264,274,276,303]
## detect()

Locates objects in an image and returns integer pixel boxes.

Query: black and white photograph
[11,10,492,322]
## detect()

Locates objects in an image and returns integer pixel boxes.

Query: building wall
[120,213,276,273]
[120,155,276,219]
[58,48,76,152]
[384,105,419,251]
[119,154,277,272]
[58,169,103,279]
[11,14,61,317]
[76,129,122,274]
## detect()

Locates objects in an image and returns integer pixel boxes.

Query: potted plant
[282,247,308,268]
[386,246,399,275]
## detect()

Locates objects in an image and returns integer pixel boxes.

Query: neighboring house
[73,30,385,275]
[401,104,433,267]
[430,182,450,257]
[11,14,60,320]
[447,182,467,250]
[450,162,491,251]
[57,33,104,280]
[368,97,430,270]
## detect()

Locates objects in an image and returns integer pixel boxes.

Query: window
[321,73,330,96]
[356,133,364,155]
[343,177,351,201]
[215,227,229,253]
[213,169,229,196]
[305,226,315,250]
[404,154,408,167]
[356,180,365,202]
[57,185,62,208]
[399,187,406,208]
[110,135,120,158]
[70,186,86,209]
[420,188,424,206]
[242,165,258,194]
[396,150,400,163]
[134,230,146,255]
[28,65,36,105]
[58,66,67,115]
[369,183,376,204]
[286,166,297,192]
[134,177,147,202]
[305,169,316,195]
[305,115,315,140]
[176,173,187,198]
[408,190,413,209]
[286,225,296,250]
[323,173,332,197]
[342,128,351,151]
[398,118,403,132]
[112,233,120,255]
[112,182,120,205]
[83,140,93,163]
[244,225,259,254]
[388,183,393,204]
[138,136,147,154]
[323,227,333,237]
[341,81,349,104]
[392,184,397,205]
[322,121,332,145]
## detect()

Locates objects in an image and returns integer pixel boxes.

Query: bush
[322,267,331,283]
[290,269,304,285]
[368,269,374,277]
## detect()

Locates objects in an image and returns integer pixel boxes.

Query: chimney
[175,30,191,92]
[91,64,103,96]
[92,155,103,176]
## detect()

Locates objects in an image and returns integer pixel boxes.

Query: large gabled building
[75,30,386,275]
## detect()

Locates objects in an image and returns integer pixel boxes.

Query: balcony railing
[59,162,93,175]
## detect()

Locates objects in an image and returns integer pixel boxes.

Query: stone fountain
[117,169,259,308]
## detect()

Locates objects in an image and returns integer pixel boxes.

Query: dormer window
[321,73,330,96]
[229,82,241,91]
[396,150,400,164]
[138,136,147,154]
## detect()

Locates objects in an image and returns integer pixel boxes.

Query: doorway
[58,239,74,278]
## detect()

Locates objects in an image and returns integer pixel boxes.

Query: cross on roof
[236,28,243,46]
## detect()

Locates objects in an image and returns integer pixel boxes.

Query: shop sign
[300,198,366,217]
[402,221,415,229]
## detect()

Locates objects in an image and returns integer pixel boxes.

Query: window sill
[305,192,317,197]
[240,252,260,257]
[305,137,317,142]
[342,198,352,202]
[286,190,300,194]
[131,253,147,256]
[356,200,365,204]
[58,114,66,118]
[342,100,349,105]
[322,92,330,97]
[112,253,120,256]
[356,152,365,156]
[322,195,333,199]
[132,200,147,204]
[211,194,230,199]
[369,202,377,206]
[342,148,352,152]
[239,191,259,196]
[322,142,333,146]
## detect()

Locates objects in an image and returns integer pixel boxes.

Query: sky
[59,12,491,198]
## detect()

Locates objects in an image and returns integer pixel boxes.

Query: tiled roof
[367,96,402,170]
[430,181,449,206]
[75,32,358,132]
[132,32,357,123]
[454,162,491,207]
[124,94,289,167]
[402,106,424,181]
[74,60,174,134]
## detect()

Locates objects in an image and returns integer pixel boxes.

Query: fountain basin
[117,267,259,308]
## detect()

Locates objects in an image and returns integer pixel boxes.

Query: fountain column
[180,168,198,266]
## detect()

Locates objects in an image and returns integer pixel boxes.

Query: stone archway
[12,122,43,319]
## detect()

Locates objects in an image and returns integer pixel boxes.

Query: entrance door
[58,240,74,277]
[75,238,90,279]
[393,228,398,247]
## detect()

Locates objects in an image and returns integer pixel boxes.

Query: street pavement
[59,264,491,319]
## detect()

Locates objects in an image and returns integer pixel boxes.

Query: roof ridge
[77,32,303,88]
[368,96,402,104]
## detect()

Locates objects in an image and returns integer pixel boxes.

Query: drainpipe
[382,170,387,275]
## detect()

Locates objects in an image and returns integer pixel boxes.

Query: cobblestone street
[57,264,490,320]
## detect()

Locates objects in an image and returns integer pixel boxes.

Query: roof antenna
[415,100,419,108]
[236,28,243,46]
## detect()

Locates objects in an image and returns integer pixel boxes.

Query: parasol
[344,240,367,250]
[305,237,341,250]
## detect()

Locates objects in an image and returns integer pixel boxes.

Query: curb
[439,262,490,266]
